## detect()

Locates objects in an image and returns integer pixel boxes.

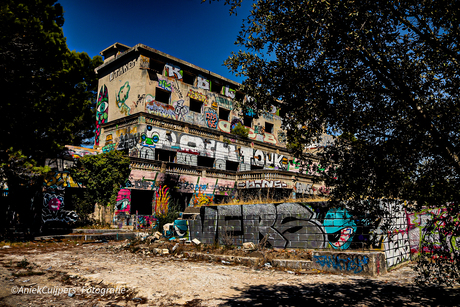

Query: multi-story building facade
[94,43,333,224]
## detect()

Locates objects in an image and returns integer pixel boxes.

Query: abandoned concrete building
[90,42,333,225]
[40,43,430,271]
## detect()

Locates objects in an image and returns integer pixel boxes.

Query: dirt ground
[1,239,460,307]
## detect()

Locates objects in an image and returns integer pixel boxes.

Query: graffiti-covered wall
[172,201,412,269]
[96,48,332,149]
[101,122,331,177]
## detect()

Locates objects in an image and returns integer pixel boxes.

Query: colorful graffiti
[165,63,183,79]
[42,191,78,224]
[324,208,357,250]
[197,75,211,90]
[116,81,131,115]
[44,172,79,190]
[188,89,208,104]
[204,108,218,129]
[191,188,213,206]
[136,215,157,229]
[313,254,369,274]
[146,100,176,119]
[173,99,189,120]
[95,85,108,146]
[115,189,131,214]
[221,85,235,99]
[154,185,170,216]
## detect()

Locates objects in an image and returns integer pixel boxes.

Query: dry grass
[198,196,331,207]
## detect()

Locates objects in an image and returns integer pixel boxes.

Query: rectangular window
[149,59,165,74]
[211,81,222,95]
[130,190,154,215]
[265,122,274,134]
[156,88,171,104]
[219,108,230,120]
[197,156,215,168]
[189,98,203,113]
[182,72,195,85]
[243,116,253,128]
[156,149,176,162]
[226,161,239,171]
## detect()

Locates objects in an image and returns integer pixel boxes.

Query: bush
[231,123,249,138]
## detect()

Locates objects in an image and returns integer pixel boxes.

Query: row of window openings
[141,149,241,171]
[156,88,274,133]
[149,65,243,99]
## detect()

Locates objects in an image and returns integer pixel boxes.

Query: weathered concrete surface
[312,251,387,276]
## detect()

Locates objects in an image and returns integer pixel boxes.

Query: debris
[172,243,179,252]
[2,246,11,249]
[68,292,75,298]
[222,260,231,265]
[264,263,272,268]
[243,242,256,251]
[162,249,169,255]
[287,270,295,274]
[154,232,162,240]
[192,239,201,245]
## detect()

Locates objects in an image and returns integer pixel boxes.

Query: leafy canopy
[70,151,131,210]
[216,0,460,285]
[0,0,103,179]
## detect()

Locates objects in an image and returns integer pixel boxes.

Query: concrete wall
[169,201,413,269]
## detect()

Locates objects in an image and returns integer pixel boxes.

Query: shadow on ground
[216,279,459,306]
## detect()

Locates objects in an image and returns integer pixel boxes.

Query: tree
[216,0,460,285]
[70,151,131,224]
[0,0,102,180]
[0,0,102,227]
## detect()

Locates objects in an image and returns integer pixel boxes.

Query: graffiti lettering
[313,255,369,274]
[109,59,136,81]
[188,89,208,104]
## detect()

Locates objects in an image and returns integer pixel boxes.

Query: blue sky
[58,0,253,83]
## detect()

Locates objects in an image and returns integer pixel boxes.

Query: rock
[2,246,11,249]
[162,249,169,255]
[154,232,162,240]
[243,242,256,251]
[192,239,201,245]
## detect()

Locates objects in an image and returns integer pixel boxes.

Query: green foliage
[231,122,249,138]
[156,199,181,235]
[70,151,131,212]
[218,0,460,285]
[0,0,103,184]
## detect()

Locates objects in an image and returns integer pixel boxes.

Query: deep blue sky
[58,0,253,83]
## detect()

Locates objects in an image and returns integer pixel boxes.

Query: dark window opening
[243,116,253,128]
[251,164,264,170]
[156,149,176,162]
[156,88,171,104]
[130,190,154,215]
[265,122,274,134]
[211,82,222,94]
[183,72,195,85]
[219,108,230,120]
[198,156,215,168]
[235,91,245,102]
[149,59,165,74]
[226,161,239,171]
[189,98,203,113]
